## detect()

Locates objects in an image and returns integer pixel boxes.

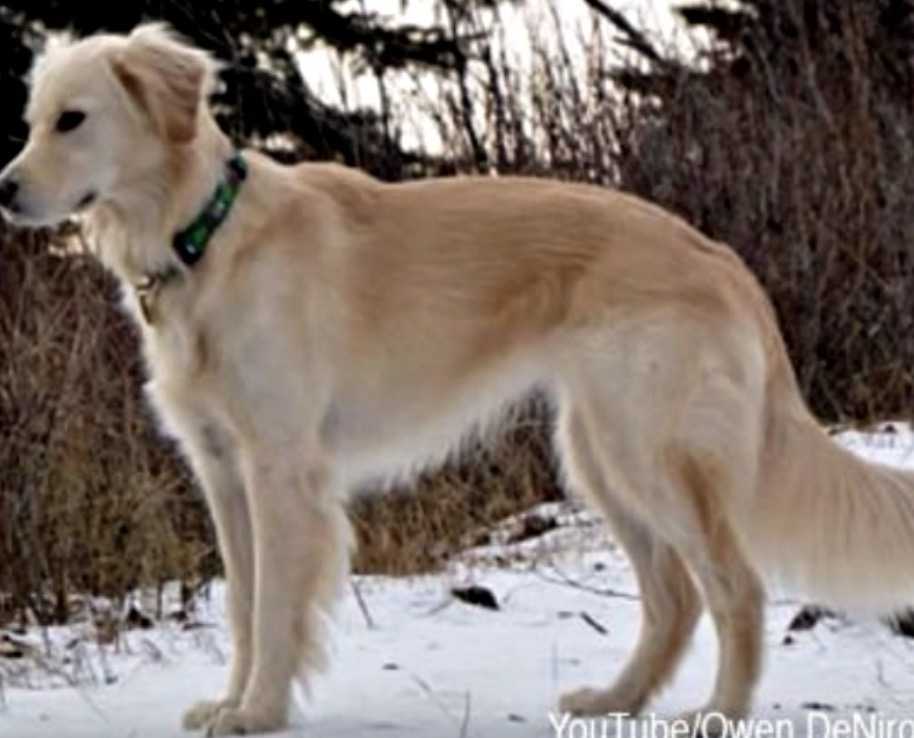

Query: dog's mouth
[0,201,21,218]
[76,191,97,210]
[0,202,36,228]
[0,194,95,229]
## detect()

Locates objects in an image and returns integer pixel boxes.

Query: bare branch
[579,0,666,64]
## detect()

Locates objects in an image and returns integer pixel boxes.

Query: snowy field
[4,427,914,738]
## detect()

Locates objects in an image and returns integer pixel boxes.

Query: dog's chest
[139,321,214,443]
[141,318,207,387]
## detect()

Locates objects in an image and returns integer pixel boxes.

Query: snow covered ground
[4,427,914,738]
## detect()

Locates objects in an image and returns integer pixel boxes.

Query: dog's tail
[744,354,914,613]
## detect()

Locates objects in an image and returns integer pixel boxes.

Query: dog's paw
[183,698,239,731]
[205,706,287,737]
[558,686,641,717]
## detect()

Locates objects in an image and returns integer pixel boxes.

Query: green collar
[134,153,247,325]
[172,152,248,267]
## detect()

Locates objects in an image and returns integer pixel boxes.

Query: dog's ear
[112,24,215,143]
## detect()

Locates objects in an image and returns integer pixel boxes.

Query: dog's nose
[0,177,19,208]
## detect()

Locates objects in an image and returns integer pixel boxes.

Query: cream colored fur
[3,23,914,736]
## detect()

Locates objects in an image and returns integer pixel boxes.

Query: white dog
[3,24,913,736]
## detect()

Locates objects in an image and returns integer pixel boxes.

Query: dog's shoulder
[292,162,382,215]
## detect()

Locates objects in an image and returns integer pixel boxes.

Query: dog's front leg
[177,426,256,732]
[206,448,352,737]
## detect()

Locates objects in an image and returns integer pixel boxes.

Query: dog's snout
[0,176,19,209]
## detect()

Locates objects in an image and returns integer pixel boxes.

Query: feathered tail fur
[748,368,914,613]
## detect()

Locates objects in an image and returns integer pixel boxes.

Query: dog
[2,23,913,736]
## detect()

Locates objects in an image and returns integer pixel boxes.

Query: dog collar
[172,152,248,267]
[134,153,247,325]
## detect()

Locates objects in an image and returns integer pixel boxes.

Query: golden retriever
[2,23,912,736]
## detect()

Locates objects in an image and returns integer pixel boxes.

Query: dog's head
[0,24,217,227]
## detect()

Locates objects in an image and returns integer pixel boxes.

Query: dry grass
[352,401,562,576]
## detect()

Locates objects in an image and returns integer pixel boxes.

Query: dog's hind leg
[657,367,768,728]
[662,444,765,732]
[556,405,703,717]
[207,443,352,737]
[555,319,767,727]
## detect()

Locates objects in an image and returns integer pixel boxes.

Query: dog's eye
[56,110,86,133]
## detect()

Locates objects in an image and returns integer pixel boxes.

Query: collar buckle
[135,274,161,325]
[134,265,181,326]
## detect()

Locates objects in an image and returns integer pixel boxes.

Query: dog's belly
[322,359,548,487]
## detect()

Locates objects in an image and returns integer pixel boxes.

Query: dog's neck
[86,117,234,287]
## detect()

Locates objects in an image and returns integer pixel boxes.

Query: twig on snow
[535,562,640,602]
[579,611,609,636]
[351,580,376,630]
[459,691,472,738]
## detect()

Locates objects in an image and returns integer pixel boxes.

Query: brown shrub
[607,3,914,422]
[0,223,210,625]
